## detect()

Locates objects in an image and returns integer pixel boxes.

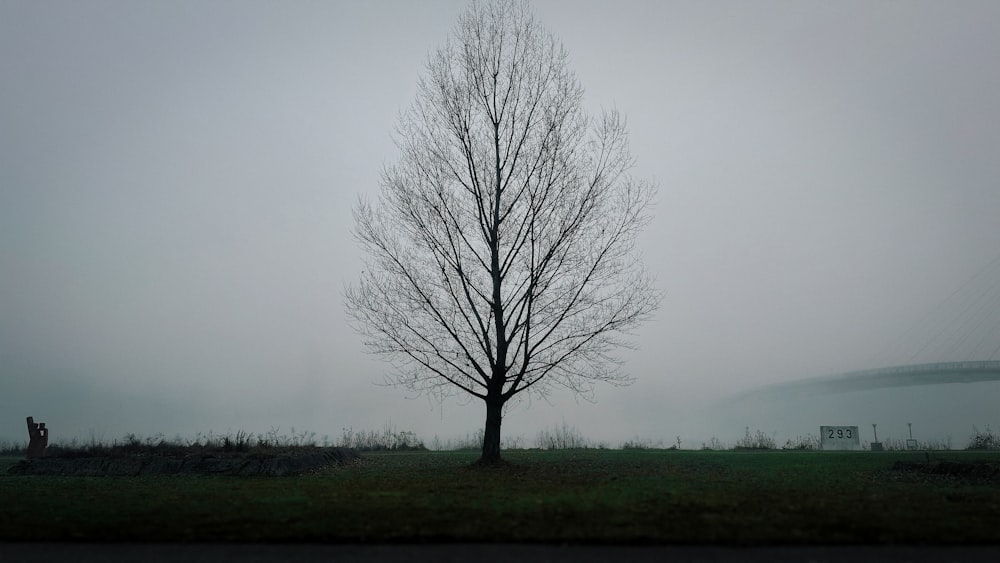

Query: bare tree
[347,0,659,464]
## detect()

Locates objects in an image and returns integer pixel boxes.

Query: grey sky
[2,0,999,447]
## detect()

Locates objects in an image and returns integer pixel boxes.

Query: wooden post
[26,416,49,459]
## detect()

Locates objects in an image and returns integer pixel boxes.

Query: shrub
[0,440,26,456]
[735,428,776,450]
[701,436,725,451]
[336,423,426,451]
[222,430,254,452]
[619,435,679,450]
[34,428,359,459]
[430,430,527,451]
[535,422,589,450]
[782,434,819,450]
[967,425,1000,450]
[620,437,659,450]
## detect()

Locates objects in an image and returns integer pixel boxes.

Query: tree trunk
[479,397,503,465]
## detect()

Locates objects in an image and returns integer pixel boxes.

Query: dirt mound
[888,459,1000,484]
[7,447,358,477]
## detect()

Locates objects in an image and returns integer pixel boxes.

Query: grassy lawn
[2,449,999,544]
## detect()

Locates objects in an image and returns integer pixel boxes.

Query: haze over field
[3,0,999,448]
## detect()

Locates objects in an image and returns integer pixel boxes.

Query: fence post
[26,416,49,459]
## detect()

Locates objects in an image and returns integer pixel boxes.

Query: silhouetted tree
[347,0,659,464]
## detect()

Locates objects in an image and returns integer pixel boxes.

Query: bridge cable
[936,273,1000,360]
[960,275,1000,359]
[889,251,1000,364]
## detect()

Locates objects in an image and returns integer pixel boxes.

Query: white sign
[820,426,861,450]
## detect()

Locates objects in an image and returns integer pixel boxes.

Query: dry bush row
[3,424,999,456]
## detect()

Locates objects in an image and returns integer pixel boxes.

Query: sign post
[906,422,918,450]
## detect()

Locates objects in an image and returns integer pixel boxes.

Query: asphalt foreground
[3,543,1000,563]
[0,543,1000,563]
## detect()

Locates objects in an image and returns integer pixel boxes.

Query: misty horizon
[3,1,999,449]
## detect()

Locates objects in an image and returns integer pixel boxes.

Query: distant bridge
[740,360,1000,400]
[738,253,1000,403]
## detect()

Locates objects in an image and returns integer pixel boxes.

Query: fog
[3,0,999,449]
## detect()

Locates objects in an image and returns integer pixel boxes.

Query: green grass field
[3,449,999,544]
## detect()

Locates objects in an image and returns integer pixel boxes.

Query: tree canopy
[347,0,659,463]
